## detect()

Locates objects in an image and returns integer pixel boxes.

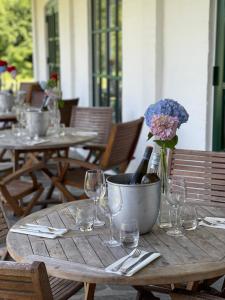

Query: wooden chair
[31,84,45,108]
[0,260,83,300]
[168,149,225,205]
[59,98,79,127]
[53,117,144,201]
[0,160,45,217]
[0,203,84,299]
[20,82,41,104]
[69,106,113,162]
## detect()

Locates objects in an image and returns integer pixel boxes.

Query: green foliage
[0,0,33,80]
[154,135,178,149]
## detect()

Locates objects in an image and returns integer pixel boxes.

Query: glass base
[166,228,184,237]
[158,222,172,229]
[93,218,105,227]
[103,239,121,247]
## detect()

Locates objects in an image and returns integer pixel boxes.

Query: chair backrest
[168,149,225,205]
[0,261,53,300]
[31,84,45,108]
[70,106,113,145]
[19,82,42,104]
[60,98,79,127]
[99,117,144,172]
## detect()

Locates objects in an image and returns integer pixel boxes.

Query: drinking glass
[180,205,198,231]
[166,178,186,236]
[84,169,105,227]
[99,185,122,247]
[120,220,139,248]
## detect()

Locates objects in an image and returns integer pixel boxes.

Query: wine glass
[84,169,105,227]
[99,184,122,247]
[166,177,186,236]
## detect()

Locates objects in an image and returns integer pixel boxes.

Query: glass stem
[94,198,98,221]
[174,206,179,230]
[109,214,113,241]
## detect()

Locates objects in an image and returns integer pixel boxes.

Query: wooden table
[6,201,225,299]
[0,128,97,170]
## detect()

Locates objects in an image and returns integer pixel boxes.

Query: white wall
[32,0,48,81]
[162,0,211,150]
[72,0,91,106]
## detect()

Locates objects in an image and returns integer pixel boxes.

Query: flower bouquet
[144,99,189,192]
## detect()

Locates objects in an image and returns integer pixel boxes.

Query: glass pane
[109,32,116,76]
[101,77,108,106]
[118,31,122,77]
[101,0,107,29]
[118,0,122,28]
[93,34,100,73]
[101,33,107,75]
[109,0,116,28]
[93,0,100,30]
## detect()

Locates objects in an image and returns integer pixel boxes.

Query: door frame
[213,0,225,151]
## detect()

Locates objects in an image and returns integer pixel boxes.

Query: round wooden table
[0,129,97,170]
[7,201,225,299]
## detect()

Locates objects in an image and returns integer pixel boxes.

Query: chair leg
[23,186,44,216]
[53,178,78,202]
[84,283,96,300]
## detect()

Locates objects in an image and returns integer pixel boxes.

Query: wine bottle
[40,96,50,111]
[130,146,153,184]
[141,152,160,184]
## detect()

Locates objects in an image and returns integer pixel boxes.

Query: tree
[0,0,33,80]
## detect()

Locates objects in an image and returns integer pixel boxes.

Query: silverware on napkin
[120,252,154,275]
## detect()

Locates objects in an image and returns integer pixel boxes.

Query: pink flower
[150,114,179,140]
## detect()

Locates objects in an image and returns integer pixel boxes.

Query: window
[91,0,122,122]
[45,0,60,76]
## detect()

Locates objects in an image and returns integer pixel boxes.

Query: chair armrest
[0,162,46,185]
[53,157,99,170]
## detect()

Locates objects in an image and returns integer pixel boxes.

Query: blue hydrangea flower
[144,99,189,128]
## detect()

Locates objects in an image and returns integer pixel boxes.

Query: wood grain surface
[6,201,225,285]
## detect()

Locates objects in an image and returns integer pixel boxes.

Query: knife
[121,252,154,274]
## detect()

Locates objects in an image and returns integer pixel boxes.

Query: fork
[112,248,142,272]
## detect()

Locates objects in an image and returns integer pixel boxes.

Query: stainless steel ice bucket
[26,109,49,137]
[107,174,161,234]
[0,92,14,112]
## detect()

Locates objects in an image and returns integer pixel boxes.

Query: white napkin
[199,217,225,229]
[10,224,68,239]
[23,139,50,146]
[105,250,160,277]
[71,131,98,137]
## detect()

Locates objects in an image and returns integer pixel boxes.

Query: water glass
[60,123,66,136]
[180,205,198,231]
[120,220,139,248]
[76,204,94,232]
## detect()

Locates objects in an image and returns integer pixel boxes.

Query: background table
[0,129,97,170]
[6,201,225,299]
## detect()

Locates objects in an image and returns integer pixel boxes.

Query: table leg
[84,283,96,300]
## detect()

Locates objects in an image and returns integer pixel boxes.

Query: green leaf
[154,135,178,149]
[147,132,153,141]
[57,99,64,109]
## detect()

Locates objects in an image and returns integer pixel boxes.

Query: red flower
[50,72,58,81]
[0,60,8,67]
[7,65,16,73]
